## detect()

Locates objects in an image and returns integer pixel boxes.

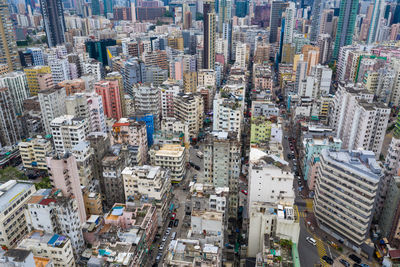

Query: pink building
[174,61,183,80]
[95,80,122,120]
[46,153,87,223]
[215,54,225,65]
[111,118,148,165]
[105,203,158,247]
[390,24,400,41]
[306,156,319,191]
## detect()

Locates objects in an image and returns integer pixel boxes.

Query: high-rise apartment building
[203,0,216,69]
[282,2,296,45]
[95,80,122,120]
[330,82,390,158]
[0,0,20,71]
[0,72,29,115]
[0,180,36,248]
[134,84,161,129]
[174,93,204,138]
[0,87,22,146]
[332,0,358,59]
[46,153,87,224]
[310,0,323,42]
[269,1,288,43]
[204,132,240,219]
[314,150,381,250]
[150,144,187,183]
[24,66,52,96]
[38,86,67,134]
[50,115,89,154]
[40,0,66,47]
[367,0,386,44]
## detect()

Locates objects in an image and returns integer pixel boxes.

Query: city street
[150,145,204,266]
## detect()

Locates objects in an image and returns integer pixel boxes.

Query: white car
[162,236,167,242]
[159,244,164,250]
[306,237,316,246]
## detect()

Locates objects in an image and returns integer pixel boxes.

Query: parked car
[159,244,164,250]
[353,264,362,267]
[162,236,167,242]
[322,255,333,265]
[241,190,248,195]
[168,221,174,228]
[360,264,369,267]
[339,259,350,267]
[155,254,161,262]
[174,219,179,227]
[196,151,204,158]
[306,237,316,246]
[194,165,201,170]
[349,254,362,264]
[170,213,176,220]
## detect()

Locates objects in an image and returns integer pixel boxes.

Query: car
[293,162,297,166]
[194,165,201,170]
[353,264,362,267]
[155,254,161,262]
[339,259,350,267]
[171,213,176,220]
[159,244,164,250]
[162,236,167,242]
[168,221,174,228]
[349,254,361,264]
[306,237,316,246]
[166,229,171,235]
[241,190,248,195]
[360,264,369,267]
[174,219,179,227]
[322,255,333,265]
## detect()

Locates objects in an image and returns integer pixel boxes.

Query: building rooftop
[322,149,382,182]
[3,249,31,262]
[0,180,34,213]
[21,231,69,249]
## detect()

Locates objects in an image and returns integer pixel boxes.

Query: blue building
[131,114,155,147]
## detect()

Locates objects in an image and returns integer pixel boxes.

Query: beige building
[19,136,52,170]
[197,69,216,87]
[150,144,187,183]
[0,180,36,247]
[122,165,171,224]
[174,93,203,139]
[18,231,75,267]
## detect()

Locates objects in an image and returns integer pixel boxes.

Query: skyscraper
[0,0,21,71]
[283,2,296,44]
[40,0,66,47]
[332,0,358,60]
[269,1,289,43]
[203,0,216,69]
[367,0,385,44]
[218,0,232,33]
[310,0,323,42]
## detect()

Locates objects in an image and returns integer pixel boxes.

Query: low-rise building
[19,136,52,170]
[150,144,187,183]
[17,231,75,267]
[165,239,221,266]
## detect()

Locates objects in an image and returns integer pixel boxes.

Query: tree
[35,177,52,190]
[195,12,204,21]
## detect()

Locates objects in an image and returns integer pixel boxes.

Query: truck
[196,151,204,158]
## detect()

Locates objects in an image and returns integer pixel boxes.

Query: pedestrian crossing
[298,211,307,218]
[313,234,329,267]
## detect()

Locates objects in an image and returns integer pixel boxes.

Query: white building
[0,71,30,115]
[82,59,103,81]
[17,231,75,267]
[134,84,161,129]
[247,202,299,257]
[160,81,181,119]
[190,210,224,246]
[204,132,241,219]
[0,180,36,248]
[50,115,89,154]
[65,92,107,133]
[234,42,248,69]
[49,57,71,84]
[38,87,67,135]
[71,141,94,188]
[331,82,390,158]
[197,69,216,87]
[174,93,204,138]
[122,165,171,224]
[150,144,187,182]
[25,189,85,256]
[314,150,381,252]
[248,148,295,206]
[283,2,296,44]
[213,97,244,141]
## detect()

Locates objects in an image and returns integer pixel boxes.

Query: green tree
[195,12,204,21]
[35,177,52,190]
